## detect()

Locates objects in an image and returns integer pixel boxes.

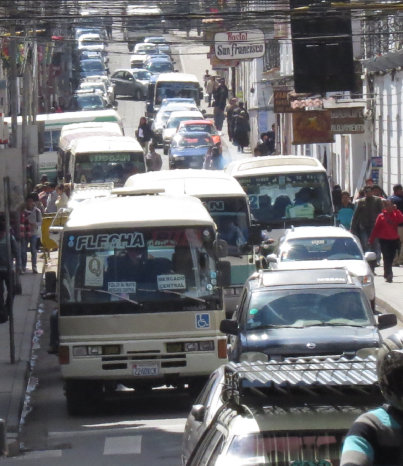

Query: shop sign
[273,88,295,113]
[214,30,265,60]
[371,156,383,167]
[292,111,334,144]
[330,107,364,134]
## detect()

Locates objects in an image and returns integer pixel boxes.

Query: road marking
[19,450,63,459]
[104,435,142,455]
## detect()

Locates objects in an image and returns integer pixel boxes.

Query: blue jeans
[22,235,38,270]
[358,227,381,266]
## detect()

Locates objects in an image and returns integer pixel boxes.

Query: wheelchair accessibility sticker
[196,313,210,329]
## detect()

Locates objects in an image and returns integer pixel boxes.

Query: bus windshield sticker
[157,274,186,290]
[205,200,225,212]
[71,232,145,251]
[108,281,137,294]
[88,154,132,163]
[85,256,105,287]
[195,313,210,329]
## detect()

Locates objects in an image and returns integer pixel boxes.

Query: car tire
[134,89,142,101]
[163,145,168,155]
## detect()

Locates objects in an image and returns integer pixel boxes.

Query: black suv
[220,268,396,362]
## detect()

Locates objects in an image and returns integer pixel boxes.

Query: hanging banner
[292,111,334,144]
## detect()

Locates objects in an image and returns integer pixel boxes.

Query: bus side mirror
[214,239,228,258]
[217,260,231,288]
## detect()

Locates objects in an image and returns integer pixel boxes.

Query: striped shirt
[341,405,403,465]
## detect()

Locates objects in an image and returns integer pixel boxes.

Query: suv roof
[251,267,359,289]
[283,225,354,239]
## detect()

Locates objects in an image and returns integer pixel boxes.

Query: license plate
[132,362,159,377]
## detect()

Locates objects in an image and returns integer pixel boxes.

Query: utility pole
[8,24,18,149]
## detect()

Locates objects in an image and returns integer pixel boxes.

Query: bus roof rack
[223,355,381,407]
[112,187,165,196]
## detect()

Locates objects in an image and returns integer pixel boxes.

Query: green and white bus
[57,191,229,414]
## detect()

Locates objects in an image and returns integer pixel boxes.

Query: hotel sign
[214,30,265,60]
[330,107,365,134]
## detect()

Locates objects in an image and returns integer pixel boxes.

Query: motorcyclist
[340,330,403,465]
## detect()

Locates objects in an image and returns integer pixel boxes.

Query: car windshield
[75,95,104,110]
[280,237,363,261]
[156,82,200,103]
[59,226,220,315]
[245,289,371,329]
[238,172,333,226]
[74,152,145,185]
[81,60,104,72]
[181,124,215,134]
[81,40,103,48]
[226,430,344,465]
[133,70,151,80]
[168,116,199,129]
[147,62,173,73]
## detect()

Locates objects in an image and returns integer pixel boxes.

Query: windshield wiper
[248,324,302,330]
[305,322,365,327]
[77,288,142,306]
[159,290,207,303]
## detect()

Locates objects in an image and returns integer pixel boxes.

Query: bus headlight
[184,341,214,352]
[72,345,120,357]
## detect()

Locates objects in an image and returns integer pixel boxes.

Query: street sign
[214,30,265,61]
[330,107,365,134]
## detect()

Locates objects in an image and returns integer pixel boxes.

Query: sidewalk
[0,258,44,456]
[374,264,403,319]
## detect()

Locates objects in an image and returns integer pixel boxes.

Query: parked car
[162,110,204,154]
[79,58,107,79]
[169,132,215,169]
[183,356,383,465]
[78,81,114,105]
[74,27,107,42]
[152,102,199,145]
[220,268,396,362]
[266,226,376,309]
[79,50,108,65]
[130,43,159,68]
[130,68,152,86]
[110,69,148,100]
[77,33,106,54]
[144,36,171,55]
[81,75,115,103]
[177,119,222,155]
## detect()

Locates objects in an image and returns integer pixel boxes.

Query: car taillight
[58,346,70,365]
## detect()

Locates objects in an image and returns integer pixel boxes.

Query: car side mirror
[214,239,228,258]
[365,251,377,262]
[190,404,206,423]
[377,313,397,330]
[248,225,263,245]
[220,319,238,336]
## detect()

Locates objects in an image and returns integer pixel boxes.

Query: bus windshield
[237,172,333,227]
[202,197,250,257]
[74,152,145,186]
[156,82,199,104]
[60,226,221,315]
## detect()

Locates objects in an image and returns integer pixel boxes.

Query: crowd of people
[333,180,403,282]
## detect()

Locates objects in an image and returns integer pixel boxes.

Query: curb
[376,297,403,322]
[4,265,44,457]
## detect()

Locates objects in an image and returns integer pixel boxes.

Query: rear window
[280,237,362,261]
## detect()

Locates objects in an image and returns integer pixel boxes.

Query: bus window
[60,226,220,316]
[44,129,61,151]
[74,152,145,186]
[238,172,333,226]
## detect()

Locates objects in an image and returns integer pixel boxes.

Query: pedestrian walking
[233,110,250,153]
[45,182,58,213]
[336,191,354,230]
[225,98,238,141]
[146,143,162,171]
[55,183,69,210]
[21,194,42,274]
[203,69,211,90]
[369,198,403,282]
[104,11,113,39]
[332,185,343,212]
[212,78,228,131]
[341,331,403,465]
[350,186,383,270]
[206,76,218,107]
[136,116,154,154]
[388,183,403,266]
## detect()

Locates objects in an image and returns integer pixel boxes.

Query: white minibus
[225,155,334,240]
[57,191,230,414]
[123,170,259,314]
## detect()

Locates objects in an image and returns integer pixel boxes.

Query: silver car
[110,68,149,100]
[267,225,376,309]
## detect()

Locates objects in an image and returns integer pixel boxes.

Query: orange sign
[292,111,334,144]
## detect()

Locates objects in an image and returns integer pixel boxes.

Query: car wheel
[134,89,142,100]
[163,145,168,155]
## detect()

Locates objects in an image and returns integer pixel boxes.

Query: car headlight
[359,275,373,285]
[174,155,185,160]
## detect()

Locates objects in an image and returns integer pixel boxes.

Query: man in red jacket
[369,199,403,282]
